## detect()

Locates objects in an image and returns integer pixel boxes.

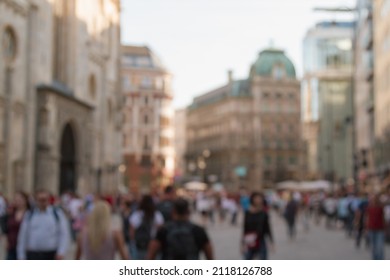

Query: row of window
[123,135,173,148]
[122,75,166,91]
[262,140,299,150]
[262,92,296,99]
[260,105,299,114]
[263,156,298,166]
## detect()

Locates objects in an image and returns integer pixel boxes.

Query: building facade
[121,45,175,194]
[174,108,187,185]
[186,48,302,191]
[373,0,390,187]
[354,0,375,189]
[0,0,122,198]
[302,21,354,184]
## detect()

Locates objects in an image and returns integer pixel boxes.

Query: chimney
[228,70,233,84]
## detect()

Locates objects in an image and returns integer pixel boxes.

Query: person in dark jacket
[241,192,274,260]
[284,195,299,241]
[4,191,30,260]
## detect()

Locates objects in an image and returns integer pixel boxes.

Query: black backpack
[166,221,198,260]
[135,216,153,250]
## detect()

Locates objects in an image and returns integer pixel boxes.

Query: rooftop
[121,45,166,71]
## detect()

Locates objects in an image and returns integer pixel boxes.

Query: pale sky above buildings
[121,0,355,109]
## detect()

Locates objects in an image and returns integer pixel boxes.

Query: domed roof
[250,48,296,78]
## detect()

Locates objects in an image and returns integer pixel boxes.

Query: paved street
[1,211,390,260]
[205,211,390,260]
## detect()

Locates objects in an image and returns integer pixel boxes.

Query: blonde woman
[75,201,128,260]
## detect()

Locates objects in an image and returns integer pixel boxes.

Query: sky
[121,0,355,109]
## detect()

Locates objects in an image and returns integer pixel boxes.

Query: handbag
[243,231,259,249]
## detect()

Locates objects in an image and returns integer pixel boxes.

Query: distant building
[0,0,122,197]
[354,0,375,189]
[373,0,390,187]
[302,21,354,183]
[186,48,302,191]
[174,108,187,185]
[121,45,175,194]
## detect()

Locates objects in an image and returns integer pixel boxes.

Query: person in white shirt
[324,194,338,229]
[196,193,210,226]
[17,189,71,260]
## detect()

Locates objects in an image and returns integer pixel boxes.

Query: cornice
[0,0,28,17]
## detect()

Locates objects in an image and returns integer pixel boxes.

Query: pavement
[1,211,389,260]
[206,211,387,260]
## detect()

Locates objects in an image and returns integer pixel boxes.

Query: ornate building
[0,0,122,197]
[121,45,175,194]
[354,0,375,190]
[373,0,390,188]
[186,48,302,190]
[174,108,187,185]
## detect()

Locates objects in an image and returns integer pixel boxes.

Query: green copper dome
[250,48,296,78]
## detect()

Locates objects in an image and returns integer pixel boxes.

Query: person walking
[17,189,71,260]
[129,195,164,260]
[284,195,298,241]
[75,201,128,260]
[324,194,338,229]
[147,198,213,260]
[120,197,135,258]
[157,186,176,223]
[366,194,385,260]
[242,192,274,260]
[355,193,369,249]
[0,192,7,235]
[3,191,30,260]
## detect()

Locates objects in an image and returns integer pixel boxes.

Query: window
[144,115,148,124]
[89,74,96,99]
[263,92,269,99]
[122,76,131,91]
[137,56,152,67]
[141,76,153,89]
[3,26,17,63]
[273,65,285,80]
[160,136,171,147]
[143,136,149,149]
[156,77,164,90]
[289,157,297,165]
[160,116,171,128]
[264,156,272,166]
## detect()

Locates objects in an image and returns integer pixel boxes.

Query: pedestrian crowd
[274,186,390,260]
[0,186,214,260]
[2,184,388,260]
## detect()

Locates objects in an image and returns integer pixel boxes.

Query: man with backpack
[17,189,71,260]
[157,186,176,223]
[147,198,214,260]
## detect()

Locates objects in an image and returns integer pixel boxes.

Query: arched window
[3,26,17,63]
